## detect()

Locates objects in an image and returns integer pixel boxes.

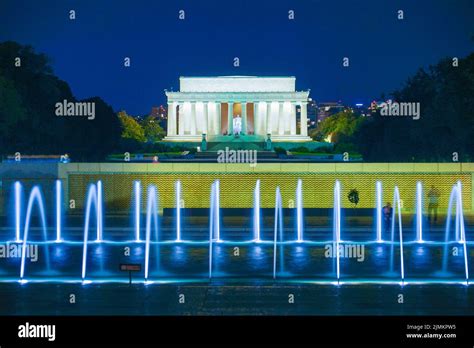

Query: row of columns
[167,101,308,137]
[168,101,222,136]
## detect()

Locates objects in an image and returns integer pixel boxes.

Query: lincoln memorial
[164,76,312,142]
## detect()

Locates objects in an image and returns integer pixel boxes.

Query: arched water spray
[56,180,62,242]
[176,180,182,242]
[134,181,141,242]
[273,187,283,279]
[442,181,469,283]
[208,219,213,279]
[375,181,383,242]
[457,181,469,284]
[296,179,304,243]
[144,185,159,281]
[333,180,341,283]
[389,186,405,283]
[96,180,103,242]
[81,184,98,281]
[442,184,460,271]
[457,190,465,244]
[415,181,423,242]
[253,180,261,242]
[20,186,50,280]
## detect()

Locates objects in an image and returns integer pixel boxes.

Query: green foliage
[274,147,286,155]
[0,41,121,160]
[313,145,333,154]
[356,54,474,162]
[310,111,365,158]
[333,133,359,153]
[65,97,122,161]
[0,75,27,137]
[118,111,146,142]
[141,115,166,142]
[288,146,310,153]
[312,110,365,142]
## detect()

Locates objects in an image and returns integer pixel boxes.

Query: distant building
[307,99,318,129]
[164,76,311,142]
[316,101,345,123]
[150,105,167,119]
[353,103,369,117]
[369,100,390,114]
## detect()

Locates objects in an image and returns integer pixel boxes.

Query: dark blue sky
[1,0,473,115]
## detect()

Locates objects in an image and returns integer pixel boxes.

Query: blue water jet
[144,185,159,281]
[81,184,98,281]
[56,180,62,242]
[389,186,405,283]
[253,180,261,242]
[296,179,304,243]
[273,187,283,279]
[210,180,221,242]
[209,181,220,278]
[176,180,182,242]
[333,180,342,283]
[96,180,104,242]
[415,181,423,243]
[376,181,383,242]
[20,186,51,280]
[134,181,141,242]
[442,181,469,284]
[15,181,22,242]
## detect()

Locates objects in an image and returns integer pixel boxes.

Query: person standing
[382,202,393,234]
[427,185,440,224]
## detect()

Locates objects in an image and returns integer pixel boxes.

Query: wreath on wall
[348,189,360,207]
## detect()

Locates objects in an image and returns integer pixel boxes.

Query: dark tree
[62,97,122,161]
[0,41,121,160]
[356,54,474,162]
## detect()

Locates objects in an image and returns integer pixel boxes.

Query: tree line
[0,41,122,160]
[2,41,473,162]
[313,53,474,162]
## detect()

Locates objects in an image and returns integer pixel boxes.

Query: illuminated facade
[164,76,311,142]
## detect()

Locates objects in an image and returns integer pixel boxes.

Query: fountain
[389,186,405,283]
[96,180,103,242]
[3,178,470,285]
[296,179,304,243]
[443,182,463,273]
[458,181,470,284]
[134,181,141,242]
[273,187,283,279]
[442,181,469,284]
[210,180,221,242]
[81,184,98,281]
[20,186,50,280]
[176,180,182,242]
[416,181,423,243]
[56,180,62,242]
[209,190,214,280]
[15,181,22,242]
[376,181,383,242]
[144,185,159,281]
[447,181,466,244]
[333,180,341,283]
[209,181,220,278]
[253,180,261,242]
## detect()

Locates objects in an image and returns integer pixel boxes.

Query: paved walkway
[1,282,472,315]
